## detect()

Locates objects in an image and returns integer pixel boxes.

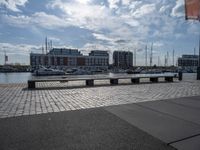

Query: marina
[0,0,200,149]
[0,72,182,84]
[0,73,198,118]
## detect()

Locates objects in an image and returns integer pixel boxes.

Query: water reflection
[0,72,196,84]
[0,73,32,84]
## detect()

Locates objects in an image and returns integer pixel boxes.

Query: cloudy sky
[0,0,199,65]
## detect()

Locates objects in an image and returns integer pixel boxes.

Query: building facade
[178,54,199,71]
[30,48,109,71]
[113,51,133,68]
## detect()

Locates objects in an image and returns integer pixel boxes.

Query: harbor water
[0,72,197,84]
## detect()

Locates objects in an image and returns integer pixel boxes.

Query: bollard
[178,71,182,81]
[86,79,94,86]
[197,67,200,80]
[28,81,35,89]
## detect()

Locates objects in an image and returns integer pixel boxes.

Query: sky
[0,0,199,66]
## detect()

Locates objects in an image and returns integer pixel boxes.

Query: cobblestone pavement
[0,75,200,118]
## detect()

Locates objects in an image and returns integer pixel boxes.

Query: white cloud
[0,42,41,54]
[82,42,112,51]
[75,0,92,4]
[129,1,143,10]
[132,3,156,18]
[108,0,120,9]
[1,12,70,29]
[0,0,28,12]
[121,0,131,6]
[1,0,198,65]
[0,42,42,64]
[32,12,70,29]
[44,0,188,53]
[48,0,116,31]
[171,0,184,17]
[159,5,171,14]
[92,33,114,42]
[120,14,139,27]
[1,14,31,27]
[48,37,61,42]
[187,22,200,35]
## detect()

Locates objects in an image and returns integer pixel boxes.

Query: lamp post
[197,35,200,80]
[184,0,200,80]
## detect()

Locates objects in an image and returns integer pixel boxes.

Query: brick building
[30,48,109,71]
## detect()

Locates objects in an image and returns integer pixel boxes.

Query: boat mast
[45,37,48,54]
[145,45,147,67]
[150,43,153,67]
[4,51,7,65]
[134,49,136,66]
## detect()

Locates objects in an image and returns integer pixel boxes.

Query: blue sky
[0,0,199,65]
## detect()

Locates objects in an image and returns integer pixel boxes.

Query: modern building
[113,51,133,68]
[86,50,109,71]
[30,48,109,71]
[178,54,199,71]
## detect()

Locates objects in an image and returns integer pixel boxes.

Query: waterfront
[0,72,197,84]
[0,72,32,84]
[0,72,200,150]
[0,73,199,118]
[0,72,198,119]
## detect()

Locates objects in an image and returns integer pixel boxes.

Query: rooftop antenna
[194,47,196,55]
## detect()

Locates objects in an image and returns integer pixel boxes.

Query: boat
[126,67,143,74]
[65,68,91,75]
[33,67,65,76]
[71,68,91,75]
[111,69,127,73]
[126,69,134,74]
[140,69,162,74]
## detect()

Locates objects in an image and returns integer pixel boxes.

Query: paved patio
[0,95,199,150]
[0,75,200,118]
[0,74,200,149]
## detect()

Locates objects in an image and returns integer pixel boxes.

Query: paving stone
[0,78,200,118]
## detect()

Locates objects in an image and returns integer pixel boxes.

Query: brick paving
[0,75,200,118]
